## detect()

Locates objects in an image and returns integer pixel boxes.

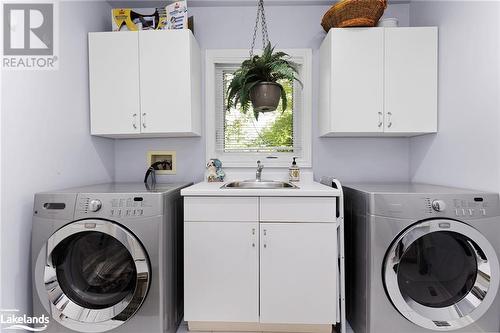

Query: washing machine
[32,183,191,333]
[344,183,500,333]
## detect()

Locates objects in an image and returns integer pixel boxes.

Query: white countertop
[180,180,340,197]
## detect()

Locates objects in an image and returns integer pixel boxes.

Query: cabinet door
[88,32,140,136]
[139,30,199,135]
[330,28,384,133]
[184,222,259,322]
[384,27,438,133]
[260,223,337,324]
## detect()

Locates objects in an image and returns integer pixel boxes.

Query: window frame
[205,48,312,168]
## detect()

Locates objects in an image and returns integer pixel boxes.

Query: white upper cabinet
[319,28,384,135]
[384,28,438,133]
[88,30,201,138]
[138,30,201,136]
[319,27,438,137]
[89,32,141,136]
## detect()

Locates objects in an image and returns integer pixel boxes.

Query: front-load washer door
[384,219,500,331]
[43,219,150,333]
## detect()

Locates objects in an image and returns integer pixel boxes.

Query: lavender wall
[3,0,499,327]
[114,3,412,184]
[1,1,114,319]
[409,1,500,192]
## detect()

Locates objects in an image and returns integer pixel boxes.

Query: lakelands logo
[2,2,59,70]
[0,309,49,331]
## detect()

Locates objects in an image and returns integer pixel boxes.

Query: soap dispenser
[289,157,300,182]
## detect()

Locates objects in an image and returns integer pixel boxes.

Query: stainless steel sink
[221,180,299,189]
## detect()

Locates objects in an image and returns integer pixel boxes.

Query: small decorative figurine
[206,158,225,182]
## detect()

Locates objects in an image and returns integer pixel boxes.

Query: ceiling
[107,0,411,8]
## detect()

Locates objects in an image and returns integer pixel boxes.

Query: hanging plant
[226,43,302,120]
[225,0,302,120]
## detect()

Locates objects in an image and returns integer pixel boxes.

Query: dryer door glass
[52,231,137,309]
[44,219,150,332]
[397,231,477,308]
[384,219,499,331]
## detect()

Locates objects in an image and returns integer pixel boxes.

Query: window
[206,49,312,168]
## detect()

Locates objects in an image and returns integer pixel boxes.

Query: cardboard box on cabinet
[111,2,189,32]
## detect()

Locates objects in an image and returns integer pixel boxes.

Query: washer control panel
[424,196,493,218]
[372,193,500,219]
[452,197,488,218]
[109,196,147,217]
[75,193,161,219]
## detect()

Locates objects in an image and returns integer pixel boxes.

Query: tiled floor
[176,321,354,333]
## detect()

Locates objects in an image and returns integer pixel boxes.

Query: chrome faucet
[256,160,264,182]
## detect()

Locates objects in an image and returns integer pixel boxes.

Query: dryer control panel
[74,193,163,219]
[452,197,490,218]
[371,193,500,220]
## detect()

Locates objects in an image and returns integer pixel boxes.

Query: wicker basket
[321,0,388,31]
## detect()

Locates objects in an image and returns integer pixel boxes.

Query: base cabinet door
[184,222,259,322]
[260,223,337,324]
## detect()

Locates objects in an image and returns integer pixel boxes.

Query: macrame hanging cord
[250,0,271,57]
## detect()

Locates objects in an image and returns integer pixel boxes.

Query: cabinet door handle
[378,112,383,128]
[252,228,255,235]
[142,113,147,128]
[132,113,138,129]
[387,112,393,128]
[262,228,267,248]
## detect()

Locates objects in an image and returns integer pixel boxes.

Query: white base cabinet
[184,196,337,325]
[88,30,201,138]
[184,221,259,322]
[260,223,337,324]
[319,27,438,137]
